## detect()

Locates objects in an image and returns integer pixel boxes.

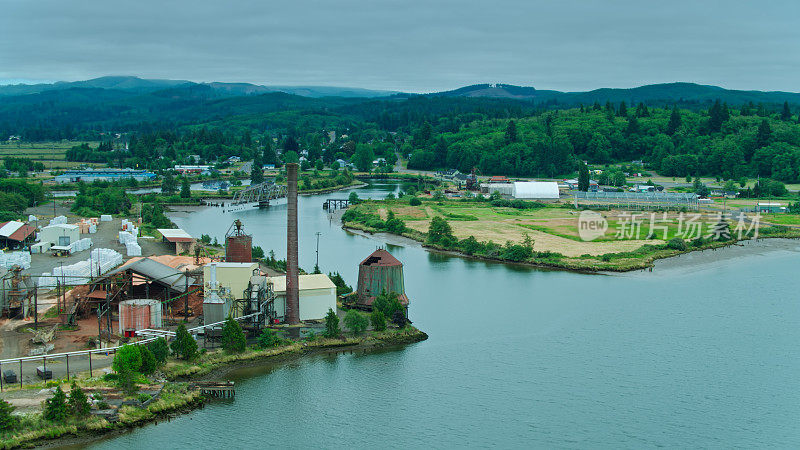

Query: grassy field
[0,141,104,169]
[360,199,734,257]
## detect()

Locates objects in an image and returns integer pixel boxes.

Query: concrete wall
[38,225,80,246]
[273,287,336,321]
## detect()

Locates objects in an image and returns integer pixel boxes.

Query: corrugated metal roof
[359,249,402,267]
[0,221,35,241]
[157,228,194,242]
[271,274,336,293]
[106,257,194,292]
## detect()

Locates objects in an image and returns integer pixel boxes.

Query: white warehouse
[512,181,560,200]
[272,274,337,321]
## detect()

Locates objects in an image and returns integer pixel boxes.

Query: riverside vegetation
[341,195,800,271]
[0,320,426,448]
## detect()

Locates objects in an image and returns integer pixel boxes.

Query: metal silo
[225,219,252,263]
[356,249,408,308]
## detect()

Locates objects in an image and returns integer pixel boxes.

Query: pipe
[285,163,300,325]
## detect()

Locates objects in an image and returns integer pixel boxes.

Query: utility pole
[315,232,322,272]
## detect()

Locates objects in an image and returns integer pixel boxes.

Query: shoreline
[341,221,800,274]
[8,328,428,449]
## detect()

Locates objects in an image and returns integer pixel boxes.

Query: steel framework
[574,191,700,210]
[230,181,287,207]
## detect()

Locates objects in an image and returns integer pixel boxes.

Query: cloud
[1,0,799,92]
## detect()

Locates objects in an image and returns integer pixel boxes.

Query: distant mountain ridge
[429,82,800,106]
[0,76,400,98]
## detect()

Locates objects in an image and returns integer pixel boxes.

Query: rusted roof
[359,248,402,267]
[0,221,36,242]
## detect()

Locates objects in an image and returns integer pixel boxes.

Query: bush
[113,344,142,393]
[667,237,687,251]
[384,210,406,234]
[139,346,157,375]
[44,386,70,422]
[221,317,246,353]
[170,324,198,361]
[426,216,455,247]
[372,290,404,318]
[324,308,340,338]
[344,310,369,335]
[0,399,16,431]
[409,197,422,206]
[257,328,282,348]
[68,382,91,417]
[370,310,387,332]
[148,337,169,365]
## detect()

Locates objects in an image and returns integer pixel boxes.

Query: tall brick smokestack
[285,163,300,325]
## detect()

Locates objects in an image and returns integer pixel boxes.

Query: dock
[193,381,235,398]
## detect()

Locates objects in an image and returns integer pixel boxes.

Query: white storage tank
[118,299,163,337]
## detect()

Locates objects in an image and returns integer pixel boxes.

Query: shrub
[426,216,455,247]
[0,399,16,431]
[113,345,142,393]
[372,290,404,318]
[139,345,157,375]
[667,237,687,251]
[148,337,169,365]
[344,310,369,335]
[384,210,406,234]
[370,309,387,332]
[221,317,246,353]
[170,323,198,361]
[68,382,91,417]
[324,308,340,338]
[409,197,422,206]
[44,386,70,422]
[257,328,282,348]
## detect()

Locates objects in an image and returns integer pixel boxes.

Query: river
[81,181,800,448]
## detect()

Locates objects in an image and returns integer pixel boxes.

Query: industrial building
[355,249,409,308]
[755,202,785,213]
[271,274,337,322]
[202,262,259,313]
[54,168,156,184]
[157,228,196,255]
[38,223,80,247]
[0,221,36,249]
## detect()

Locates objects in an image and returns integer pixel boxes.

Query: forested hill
[405,103,800,183]
[428,82,800,108]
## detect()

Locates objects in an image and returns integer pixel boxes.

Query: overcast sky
[1,0,799,93]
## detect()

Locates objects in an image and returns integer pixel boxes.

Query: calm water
[83,182,800,448]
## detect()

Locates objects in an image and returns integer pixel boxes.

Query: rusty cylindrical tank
[226,234,252,263]
[285,163,300,325]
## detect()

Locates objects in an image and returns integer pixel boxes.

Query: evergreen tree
[148,337,169,365]
[708,100,724,132]
[0,399,16,431]
[161,173,177,195]
[666,106,682,135]
[179,176,191,199]
[635,102,649,117]
[592,101,602,111]
[625,116,640,136]
[505,120,518,143]
[434,136,448,165]
[578,163,590,192]
[68,382,91,417]
[139,345,157,374]
[250,153,264,184]
[221,317,246,353]
[755,119,772,149]
[170,323,198,360]
[113,344,142,393]
[781,101,792,121]
[324,308,340,338]
[43,386,70,422]
[370,309,387,332]
[617,101,627,117]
